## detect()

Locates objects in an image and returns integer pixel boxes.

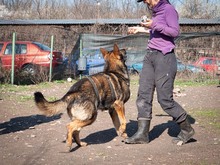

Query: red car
[0,41,63,75]
[193,56,220,73]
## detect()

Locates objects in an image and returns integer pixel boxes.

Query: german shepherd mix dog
[34,44,130,151]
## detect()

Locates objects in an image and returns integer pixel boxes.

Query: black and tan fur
[34,44,130,150]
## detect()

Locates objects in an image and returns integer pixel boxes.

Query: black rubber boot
[173,118,195,145]
[125,120,150,144]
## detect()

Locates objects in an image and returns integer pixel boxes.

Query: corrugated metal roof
[0,18,220,25]
[180,18,220,25]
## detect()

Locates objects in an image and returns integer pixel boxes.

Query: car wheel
[22,64,37,76]
[0,59,2,69]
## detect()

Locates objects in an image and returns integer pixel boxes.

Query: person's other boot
[125,119,150,144]
[173,118,195,145]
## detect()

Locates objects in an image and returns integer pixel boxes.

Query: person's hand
[128,26,150,34]
[128,27,140,34]
[140,19,153,29]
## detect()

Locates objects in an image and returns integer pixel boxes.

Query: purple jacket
[148,0,179,54]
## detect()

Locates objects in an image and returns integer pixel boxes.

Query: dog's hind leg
[113,100,127,138]
[66,122,76,151]
[109,108,120,136]
[73,131,87,147]
[73,116,97,147]
[66,113,97,150]
[66,121,85,151]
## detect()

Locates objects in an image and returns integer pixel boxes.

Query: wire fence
[1,31,220,84]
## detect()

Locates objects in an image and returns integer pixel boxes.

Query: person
[125,0,195,145]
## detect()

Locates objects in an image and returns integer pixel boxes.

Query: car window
[4,44,12,55]
[203,59,213,65]
[4,43,27,55]
[20,44,27,54]
[32,42,51,51]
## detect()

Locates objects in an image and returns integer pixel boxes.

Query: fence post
[11,32,16,85]
[49,35,54,82]
[79,35,83,79]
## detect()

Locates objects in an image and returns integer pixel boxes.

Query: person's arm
[150,6,179,37]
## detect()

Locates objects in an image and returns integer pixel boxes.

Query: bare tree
[0,0,219,19]
[177,0,220,18]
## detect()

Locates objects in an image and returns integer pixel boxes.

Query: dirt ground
[0,76,220,165]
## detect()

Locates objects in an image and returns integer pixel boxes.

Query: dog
[34,44,130,151]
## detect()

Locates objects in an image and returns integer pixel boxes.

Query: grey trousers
[136,49,187,124]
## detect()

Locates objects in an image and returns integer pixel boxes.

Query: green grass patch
[129,75,139,85]
[53,80,66,83]
[19,95,33,102]
[196,110,218,117]
[190,108,220,130]
[47,96,58,102]
[129,74,219,87]
[0,84,32,93]
[0,80,74,93]
[175,79,219,87]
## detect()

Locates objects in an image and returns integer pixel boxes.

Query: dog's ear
[113,44,120,55]
[113,44,121,59]
[100,48,108,58]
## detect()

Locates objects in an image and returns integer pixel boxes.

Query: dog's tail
[34,92,67,116]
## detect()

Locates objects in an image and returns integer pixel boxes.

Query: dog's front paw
[121,132,128,139]
[80,142,88,147]
[67,145,72,152]
[117,130,127,138]
[66,141,72,152]
[118,124,126,135]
